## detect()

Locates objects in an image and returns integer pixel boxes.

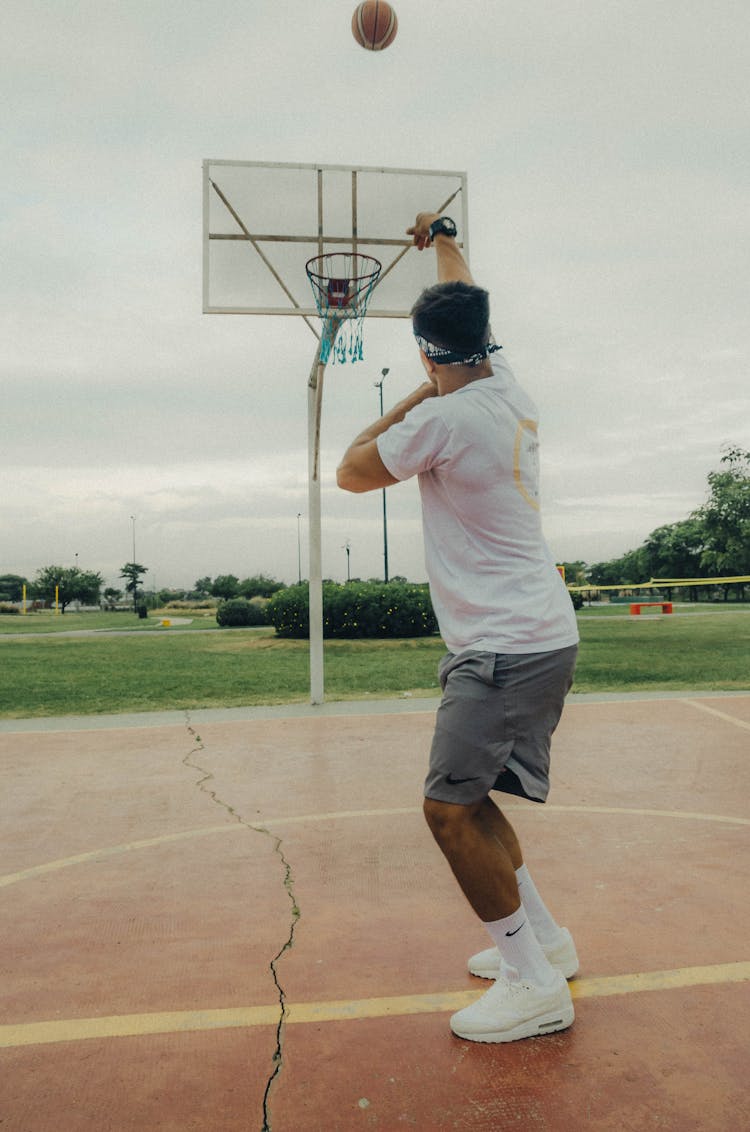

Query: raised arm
[406,212,474,285]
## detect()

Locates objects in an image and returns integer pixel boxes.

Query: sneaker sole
[451,1002,575,1044]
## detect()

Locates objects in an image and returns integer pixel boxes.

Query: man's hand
[406,211,474,285]
[407,212,441,250]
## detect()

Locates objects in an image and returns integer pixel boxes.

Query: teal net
[306,253,381,364]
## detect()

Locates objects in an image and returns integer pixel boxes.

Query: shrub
[0,604,20,615]
[164,599,217,611]
[267,581,438,639]
[216,597,269,628]
[569,591,584,610]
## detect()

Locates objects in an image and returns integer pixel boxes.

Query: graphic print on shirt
[513,419,540,511]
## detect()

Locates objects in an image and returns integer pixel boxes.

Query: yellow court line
[2,804,748,890]
[1,962,749,1050]
[683,698,750,732]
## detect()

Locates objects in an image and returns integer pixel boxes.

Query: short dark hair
[410,281,491,352]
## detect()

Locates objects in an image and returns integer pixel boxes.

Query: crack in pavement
[181,717,300,1132]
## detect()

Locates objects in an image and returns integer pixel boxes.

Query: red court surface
[1,693,749,1131]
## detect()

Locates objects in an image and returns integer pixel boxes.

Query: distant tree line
[572,446,750,600]
[2,448,745,610]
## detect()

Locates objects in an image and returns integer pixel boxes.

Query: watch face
[432,217,457,237]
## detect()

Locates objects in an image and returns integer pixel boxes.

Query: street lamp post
[343,540,351,582]
[374,367,390,582]
[297,513,302,584]
[130,515,137,611]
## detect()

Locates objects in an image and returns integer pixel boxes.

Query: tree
[120,562,148,611]
[0,574,28,602]
[103,587,122,608]
[238,573,285,599]
[33,566,103,613]
[588,548,648,587]
[192,576,212,599]
[642,519,706,585]
[157,588,187,605]
[695,447,750,581]
[557,561,589,586]
[211,574,240,600]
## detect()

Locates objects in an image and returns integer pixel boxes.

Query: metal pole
[130,515,137,611]
[297,513,302,584]
[374,368,390,582]
[308,344,325,705]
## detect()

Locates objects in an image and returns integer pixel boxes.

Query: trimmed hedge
[216,597,270,628]
[267,581,438,639]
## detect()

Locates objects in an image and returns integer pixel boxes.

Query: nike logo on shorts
[445,773,481,785]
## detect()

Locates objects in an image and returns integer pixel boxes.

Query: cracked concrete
[2,696,749,1130]
[182,717,299,1132]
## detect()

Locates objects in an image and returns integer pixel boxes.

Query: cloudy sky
[3,1,748,591]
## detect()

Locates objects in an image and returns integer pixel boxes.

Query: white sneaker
[468,927,579,981]
[450,970,574,1043]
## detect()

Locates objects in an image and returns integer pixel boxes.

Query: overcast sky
[2,1,748,591]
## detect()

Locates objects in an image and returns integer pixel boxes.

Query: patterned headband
[414,330,501,367]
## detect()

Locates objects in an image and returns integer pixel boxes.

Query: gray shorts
[424,645,578,806]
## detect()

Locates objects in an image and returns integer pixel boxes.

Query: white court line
[1,804,748,891]
[683,698,750,732]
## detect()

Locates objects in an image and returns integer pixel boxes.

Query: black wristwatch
[429,216,458,240]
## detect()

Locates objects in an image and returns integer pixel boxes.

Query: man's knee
[423,796,483,844]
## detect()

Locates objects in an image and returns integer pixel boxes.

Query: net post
[307,343,325,705]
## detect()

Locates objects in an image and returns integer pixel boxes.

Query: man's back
[377,356,579,654]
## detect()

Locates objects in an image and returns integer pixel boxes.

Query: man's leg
[469,795,579,979]
[422,796,519,921]
[476,795,523,870]
[423,795,574,1043]
[423,795,556,986]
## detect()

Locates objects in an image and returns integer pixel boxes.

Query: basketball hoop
[306,252,381,364]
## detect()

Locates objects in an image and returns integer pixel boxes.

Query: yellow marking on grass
[683,698,750,732]
[1,962,748,1050]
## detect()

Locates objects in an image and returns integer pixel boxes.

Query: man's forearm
[346,383,437,450]
[433,232,474,285]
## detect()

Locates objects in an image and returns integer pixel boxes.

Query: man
[336,212,580,1044]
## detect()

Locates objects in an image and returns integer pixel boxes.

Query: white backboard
[203,160,468,321]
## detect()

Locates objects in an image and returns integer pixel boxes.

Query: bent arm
[337,382,437,493]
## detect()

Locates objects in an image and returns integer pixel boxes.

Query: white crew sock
[515,863,562,947]
[483,905,558,987]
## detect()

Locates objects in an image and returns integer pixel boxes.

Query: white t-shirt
[377,355,579,655]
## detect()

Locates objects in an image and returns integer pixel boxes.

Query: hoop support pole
[307,343,325,704]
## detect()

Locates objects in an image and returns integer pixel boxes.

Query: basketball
[351,1,398,51]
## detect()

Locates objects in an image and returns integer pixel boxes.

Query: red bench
[630,602,673,615]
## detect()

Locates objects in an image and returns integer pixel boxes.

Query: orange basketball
[351,1,398,51]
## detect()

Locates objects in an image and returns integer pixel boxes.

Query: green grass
[0,608,748,719]
[0,610,220,635]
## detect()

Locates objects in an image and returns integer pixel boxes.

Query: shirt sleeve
[376,400,451,482]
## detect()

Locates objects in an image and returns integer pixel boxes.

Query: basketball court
[1,691,749,1130]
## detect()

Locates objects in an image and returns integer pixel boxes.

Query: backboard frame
[202,160,469,324]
